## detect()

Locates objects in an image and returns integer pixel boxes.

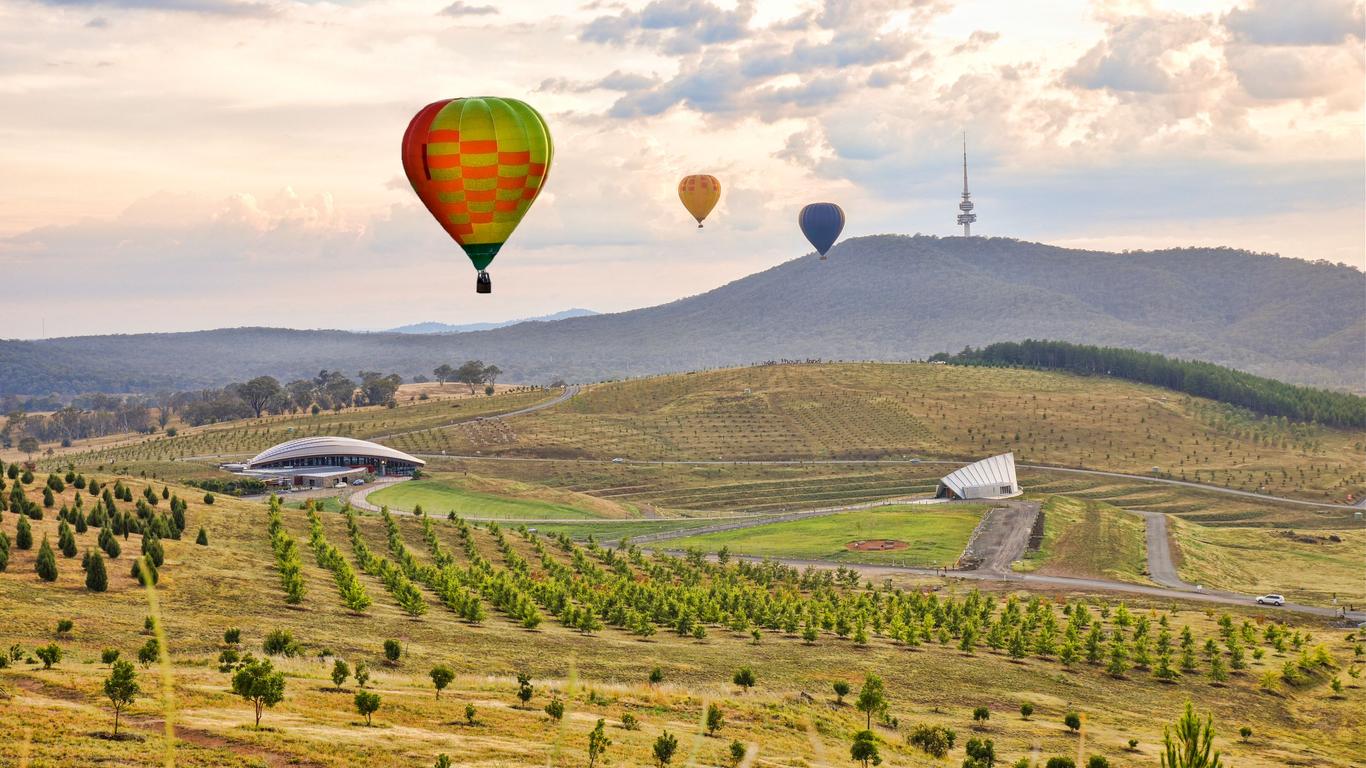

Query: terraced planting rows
[430,364,1365,501]
[44,389,558,475]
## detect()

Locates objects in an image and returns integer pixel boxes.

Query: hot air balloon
[678,174,720,228]
[402,97,553,294]
[798,203,845,260]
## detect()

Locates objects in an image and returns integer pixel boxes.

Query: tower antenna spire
[956,132,977,236]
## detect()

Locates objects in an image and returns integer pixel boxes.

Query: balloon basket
[476,271,492,294]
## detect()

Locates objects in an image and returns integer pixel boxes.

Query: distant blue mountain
[385,308,599,334]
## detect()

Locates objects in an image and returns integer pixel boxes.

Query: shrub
[850,729,880,768]
[833,680,850,704]
[203,493,215,505]
[1239,726,1252,742]
[621,712,639,730]
[1045,758,1075,768]
[1064,712,1082,732]
[728,740,747,767]
[907,724,956,758]
[516,671,533,706]
[138,638,160,667]
[131,555,157,586]
[1020,702,1034,720]
[465,703,477,725]
[732,667,756,691]
[973,706,990,723]
[1086,756,1109,768]
[263,629,300,657]
[56,619,74,636]
[383,639,402,664]
[587,718,611,768]
[544,697,565,721]
[36,643,62,669]
[354,661,371,689]
[223,627,241,645]
[101,648,120,665]
[196,527,208,546]
[649,666,664,685]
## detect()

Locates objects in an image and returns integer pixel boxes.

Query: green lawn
[524,518,739,542]
[367,479,604,520]
[1013,496,1149,583]
[665,505,985,566]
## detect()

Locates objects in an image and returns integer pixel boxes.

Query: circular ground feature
[846,539,909,552]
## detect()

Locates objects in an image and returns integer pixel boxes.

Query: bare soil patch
[846,539,908,552]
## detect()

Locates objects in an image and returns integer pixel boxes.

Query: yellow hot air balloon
[678,175,720,228]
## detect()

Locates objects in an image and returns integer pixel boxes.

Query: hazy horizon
[2,0,1363,338]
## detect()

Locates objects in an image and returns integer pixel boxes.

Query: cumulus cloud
[1224,0,1364,46]
[1065,14,1216,94]
[440,1,498,16]
[581,0,756,54]
[1226,43,1365,102]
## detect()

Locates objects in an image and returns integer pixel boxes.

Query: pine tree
[36,535,59,581]
[16,515,33,550]
[86,550,108,592]
[196,527,208,546]
[0,529,9,572]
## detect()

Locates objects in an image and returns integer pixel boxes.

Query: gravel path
[1138,510,1189,589]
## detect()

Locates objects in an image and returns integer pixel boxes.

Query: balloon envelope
[798,203,845,256]
[401,97,553,272]
[678,175,721,227]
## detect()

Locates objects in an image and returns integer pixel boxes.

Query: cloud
[1225,43,1365,102]
[439,1,498,16]
[85,15,109,27]
[34,0,271,17]
[952,30,999,55]
[581,0,756,54]
[1224,0,1364,46]
[1064,14,1215,94]
[538,70,658,94]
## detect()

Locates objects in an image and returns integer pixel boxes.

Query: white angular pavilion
[935,452,1021,500]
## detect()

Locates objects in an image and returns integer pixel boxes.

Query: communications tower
[956,133,977,236]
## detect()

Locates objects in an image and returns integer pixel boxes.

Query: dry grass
[1,474,1363,767]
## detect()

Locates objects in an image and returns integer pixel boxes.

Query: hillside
[2,236,1362,394]
[0,472,1361,767]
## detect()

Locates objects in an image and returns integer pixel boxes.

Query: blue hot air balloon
[798,203,845,260]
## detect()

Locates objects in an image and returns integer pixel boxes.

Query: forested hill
[940,341,1366,427]
[2,236,1362,394]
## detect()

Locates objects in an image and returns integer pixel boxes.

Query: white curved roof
[940,452,1019,498]
[246,436,425,468]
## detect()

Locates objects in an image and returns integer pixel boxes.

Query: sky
[0,0,1362,338]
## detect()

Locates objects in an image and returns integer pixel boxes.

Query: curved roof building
[936,452,1020,500]
[245,436,424,475]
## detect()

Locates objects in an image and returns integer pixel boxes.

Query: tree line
[933,340,1366,428]
[432,360,502,395]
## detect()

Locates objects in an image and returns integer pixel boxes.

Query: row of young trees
[935,340,1366,427]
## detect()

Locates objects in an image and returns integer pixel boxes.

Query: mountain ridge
[383,308,599,334]
[2,235,1361,394]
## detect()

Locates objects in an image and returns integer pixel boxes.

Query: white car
[351,478,366,486]
[611,457,625,463]
[1256,594,1285,606]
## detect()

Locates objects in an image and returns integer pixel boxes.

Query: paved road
[1138,510,1188,589]
[416,453,1358,512]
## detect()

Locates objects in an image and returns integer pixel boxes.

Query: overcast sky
[1,0,1362,338]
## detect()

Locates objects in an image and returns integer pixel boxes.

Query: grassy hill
[4,237,1363,393]
[423,363,1365,503]
[1,472,1361,767]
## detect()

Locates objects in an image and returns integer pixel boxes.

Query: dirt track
[958,501,1040,574]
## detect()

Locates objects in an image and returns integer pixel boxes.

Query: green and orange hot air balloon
[678,174,720,228]
[402,97,553,293]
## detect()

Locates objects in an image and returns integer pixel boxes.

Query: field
[1,470,1362,767]
[366,473,628,520]
[1170,520,1366,606]
[664,505,986,567]
[1014,497,1151,584]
